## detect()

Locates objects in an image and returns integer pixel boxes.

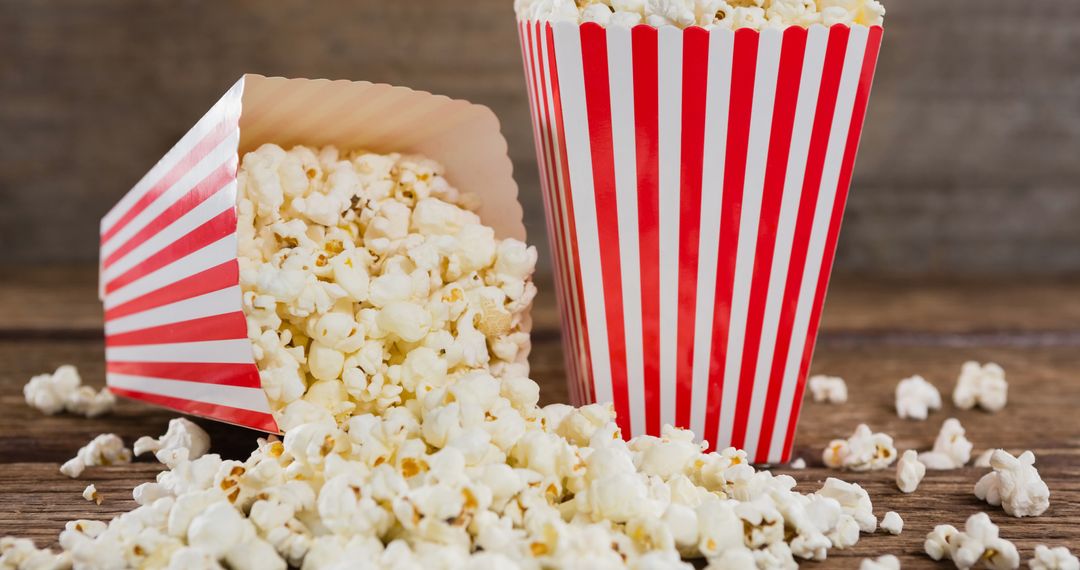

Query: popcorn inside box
[99,74,533,434]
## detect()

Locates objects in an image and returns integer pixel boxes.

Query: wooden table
[1,266,1077,567]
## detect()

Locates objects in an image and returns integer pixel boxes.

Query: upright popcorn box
[99,75,524,433]
[519,21,883,462]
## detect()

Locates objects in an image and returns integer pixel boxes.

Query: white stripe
[102,131,239,261]
[540,24,590,406]
[105,286,241,336]
[657,26,683,430]
[765,25,830,463]
[772,27,869,460]
[106,339,254,364]
[552,22,614,409]
[105,235,238,310]
[107,373,271,413]
[606,26,644,437]
[716,28,782,451]
[102,79,243,234]
[689,29,734,440]
[101,180,237,284]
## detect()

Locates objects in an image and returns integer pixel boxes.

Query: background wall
[2,0,1079,276]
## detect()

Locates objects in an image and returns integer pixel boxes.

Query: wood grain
[0,268,1078,567]
[3,0,1080,275]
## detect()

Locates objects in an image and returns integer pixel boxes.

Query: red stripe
[103,161,235,269]
[765,26,850,461]
[631,25,662,436]
[547,22,596,403]
[108,361,261,388]
[106,311,247,347]
[109,387,277,433]
[102,120,234,245]
[703,29,758,450]
[104,260,239,321]
[674,28,711,429]
[533,22,584,407]
[784,26,883,459]
[103,208,236,295]
[580,23,631,438]
[728,28,808,460]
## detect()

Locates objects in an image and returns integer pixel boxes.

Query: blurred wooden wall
[2,0,1079,276]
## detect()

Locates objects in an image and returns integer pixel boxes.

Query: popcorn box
[519,21,882,462]
[99,74,524,433]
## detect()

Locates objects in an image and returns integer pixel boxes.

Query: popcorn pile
[514,0,886,30]
[23,365,115,419]
[235,144,537,432]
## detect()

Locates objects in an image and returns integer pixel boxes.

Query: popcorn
[975,449,995,468]
[919,418,973,470]
[880,511,902,535]
[808,375,848,404]
[924,513,1019,570]
[1030,545,1080,570]
[954,361,1009,413]
[974,449,1050,518]
[59,433,132,478]
[134,418,212,469]
[82,484,102,505]
[516,0,885,28]
[896,449,926,494]
[860,554,900,570]
[790,458,806,470]
[895,375,942,420]
[822,424,897,471]
[23,364,115,418]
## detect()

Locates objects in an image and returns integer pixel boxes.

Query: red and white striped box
[99,74,524,433]
[519,21,882,463]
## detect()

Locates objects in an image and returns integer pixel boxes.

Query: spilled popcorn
[59,433,132,479]
[954,361,1008,413]
[895,449,926,494]
[82,484,101,505]
[822,424,897,471]
[23,365,115,419]
[514,0,886,29]
[895,374,941,421]
[974,450,1050,518]
[919,418,973,471]
[236,144,537,432]
[808,375,848,405]
[860,554,900,570]
[1030,545,1080,570]
[924,512,1019,570]
[134,418,211,469]
[879,511,902,535]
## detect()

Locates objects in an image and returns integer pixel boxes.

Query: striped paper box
[519,21,883,463]
[99,74,524,433]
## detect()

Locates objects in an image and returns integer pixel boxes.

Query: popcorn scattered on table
[236,144,538,432]
[974,449,1050,518]
[134,418,211,469]
[896,449,926,494]
[809,375,848,404]
[924,512,1019,570]
[790,458,806,469]
[895,374,941,420]
[880,511,902,535]
[82,484,101,505]
[0,537,69,570]
[23,364,115,419]
[514,0,886,29]
[975,449,995,468]
[1030,545,1080,570]
[59,433,132,478]
[823,424,897,471]
[954,361,1008,413]
[919,418,973,470]
[860,554,900,570]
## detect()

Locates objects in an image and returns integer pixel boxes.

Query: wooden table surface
[1,266,1077,567]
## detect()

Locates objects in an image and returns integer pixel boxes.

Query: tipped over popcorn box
[519,20,882,462]
[99,75,526,433]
